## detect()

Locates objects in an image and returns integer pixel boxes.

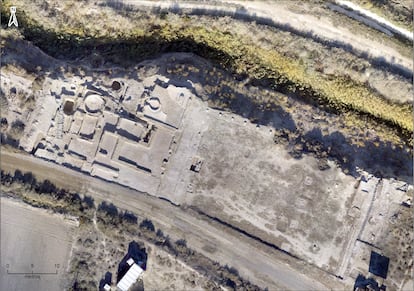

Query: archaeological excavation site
[0,1,412,291]
[20,72,193,195]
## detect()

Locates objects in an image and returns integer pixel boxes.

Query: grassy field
[1,1,412,143]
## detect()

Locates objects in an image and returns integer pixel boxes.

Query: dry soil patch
[0,197,77,291]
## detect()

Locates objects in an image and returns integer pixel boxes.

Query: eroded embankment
[1,3,412,144]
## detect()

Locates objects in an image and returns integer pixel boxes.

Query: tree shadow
[122,211,138,224]
[353,273,386,291]
[83,195,95,209]
[98,271,112,291]
[98,201,119,217]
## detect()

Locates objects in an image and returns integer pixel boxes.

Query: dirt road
[0,151,336,290]
[334,0,412,41]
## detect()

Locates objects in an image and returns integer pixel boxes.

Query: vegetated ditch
[1,29,411,182]
[1,6,412,145]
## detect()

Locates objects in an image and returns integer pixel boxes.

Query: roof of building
[116,263,143,291]
[116,141,152,173]
[91,162,119,180]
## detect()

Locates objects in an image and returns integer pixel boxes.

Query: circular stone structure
[84,94,104,113]
[63,99,75,115]
[111,81,121,91]
[147,97,161,111]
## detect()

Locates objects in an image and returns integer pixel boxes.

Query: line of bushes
[0,169,95,221]
[1,168,262,289]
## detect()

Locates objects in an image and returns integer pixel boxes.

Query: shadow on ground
[116,241,147,283]
[2,33,412,184]
[99,272,112,291]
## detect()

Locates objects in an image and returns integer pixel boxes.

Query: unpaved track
[117,0,412,74]
[0,151,334,290]
[334,0,413,41]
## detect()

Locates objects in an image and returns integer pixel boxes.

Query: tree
[8,119,25,140]
[139,219,155,232]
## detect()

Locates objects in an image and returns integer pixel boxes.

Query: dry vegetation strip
[1,2,412,140]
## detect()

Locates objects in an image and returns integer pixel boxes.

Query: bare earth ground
[0,194,229,290]
[1,51,411,289]
[68,208,224,290]
[0,0,412,290]
[144,246,222,291]
[185,109,358,273]
[0,197,77,291]
[0,151,334,290]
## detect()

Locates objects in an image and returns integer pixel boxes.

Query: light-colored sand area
[0,197,77,291]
